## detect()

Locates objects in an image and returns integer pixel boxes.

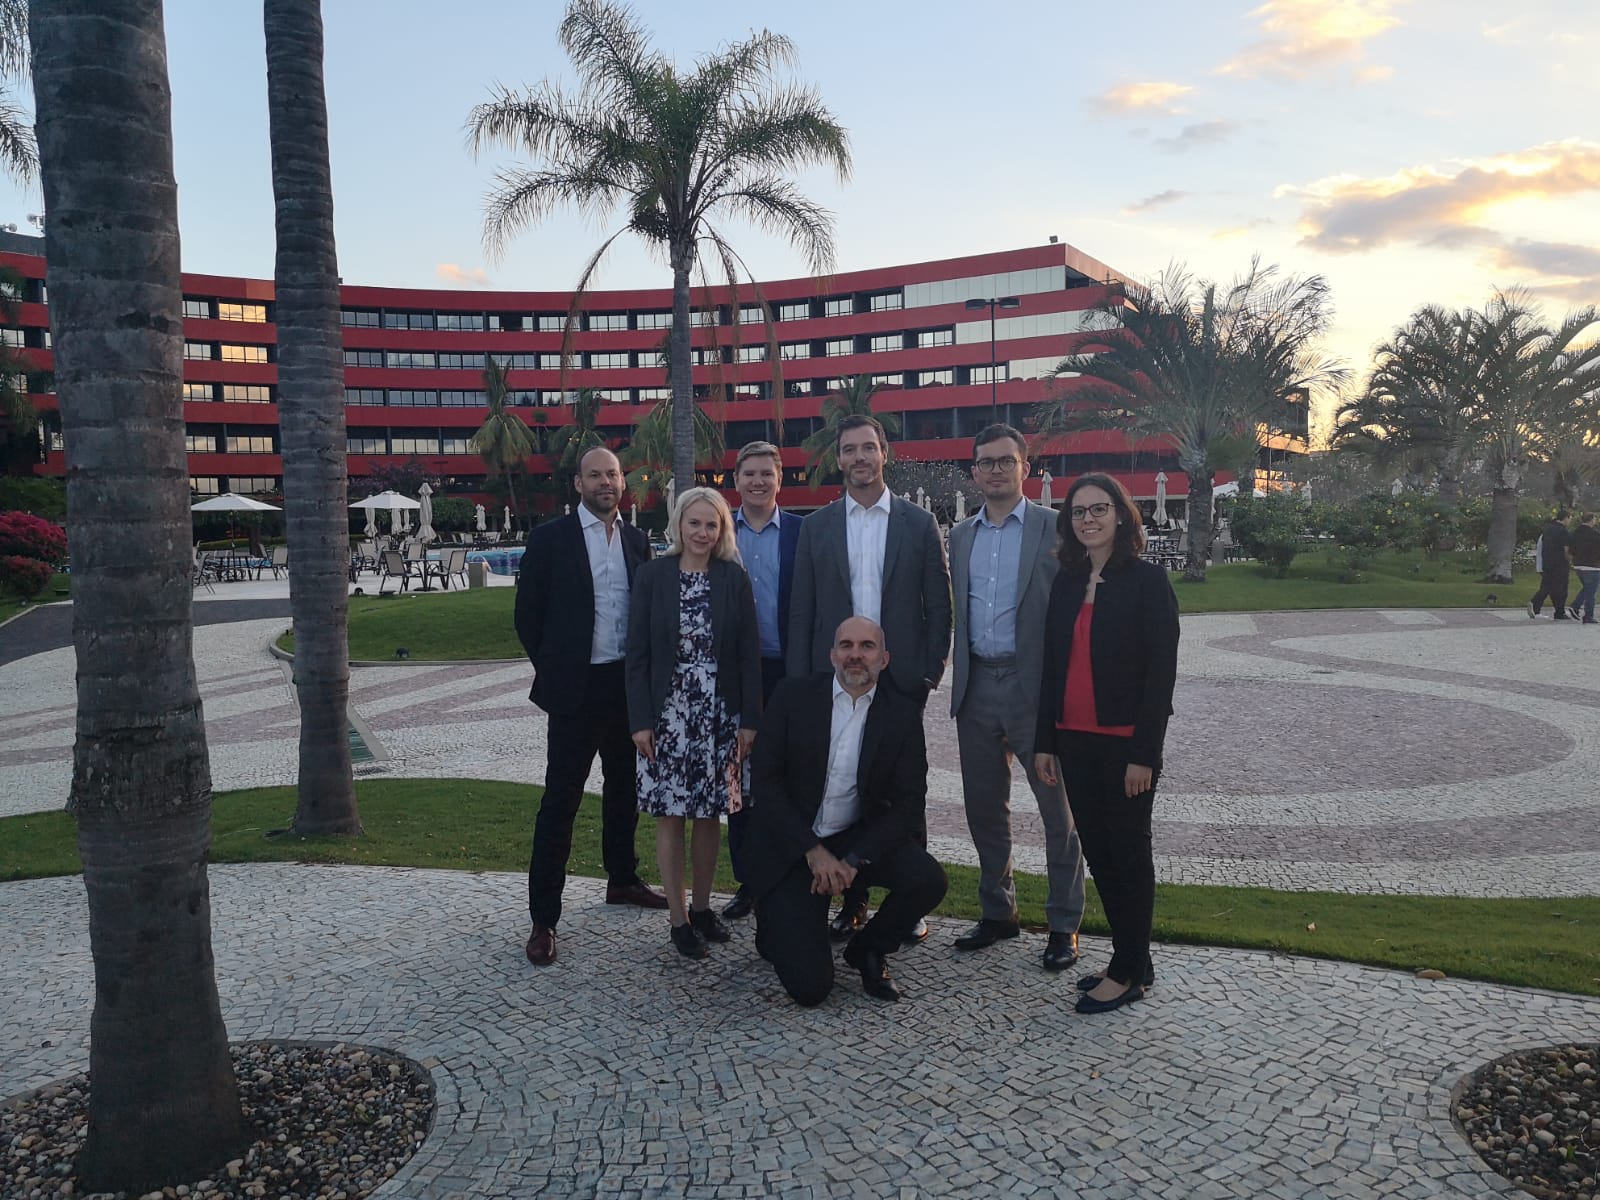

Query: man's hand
[1034,752,1059,787]
[1125,763,1154,797]
[805,843,857,896]
[631,730,655,762]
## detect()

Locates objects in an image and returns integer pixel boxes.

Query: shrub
[429,496,473,532]
[0,510,68,566]
[0,554,52,599]
[0,477,67,519]
[1228,492,1312,578]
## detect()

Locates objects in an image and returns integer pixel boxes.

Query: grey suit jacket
[948,499,1059,732]
[787,493,953,696]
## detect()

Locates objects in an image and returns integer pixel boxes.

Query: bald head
[830,616,889,696]
[575,446,622,519]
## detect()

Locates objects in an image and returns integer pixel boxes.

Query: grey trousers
[955,658,1085,933]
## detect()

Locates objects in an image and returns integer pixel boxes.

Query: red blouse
[1058,602,1135,737]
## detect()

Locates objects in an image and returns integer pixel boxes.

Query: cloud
[1090,81,1195,116]
[1153,121,1239,154]
[436,263,491,288]
[1211,218,1275,241]
[1491,239,1600,280]
[1122,189,1189,215]
[1279,139,1600,253]
[1354,64,1394,83]
[1218,0,1406,79]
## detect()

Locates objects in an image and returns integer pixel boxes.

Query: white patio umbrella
[1153,471,1170,526]
[416,482,437,543]
[474,503,487,532]
[192,492,281,545]
[953,490,966,523]
[502,505,511,533]
[1039,470,1054,506]
[350,490,421,538]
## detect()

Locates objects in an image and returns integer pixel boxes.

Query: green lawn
[5,778,1595,997]
[279,588,521,660]
[1,572,71,617]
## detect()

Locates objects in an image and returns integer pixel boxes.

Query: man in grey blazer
[948,424,1084,970]
[788,412,952,939]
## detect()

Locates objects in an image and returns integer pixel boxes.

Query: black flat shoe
[953,918,1021,951]
[1076,965,1155,992]
[842,939,901,1002]
[1074,983,1145,1014]
[722,886,754,920]
[1041,931,1079,971]
[670,922,707,960]
[829,899,868,942]
[689,907,731,944]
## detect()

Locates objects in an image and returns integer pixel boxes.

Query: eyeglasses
[1069,502,1113,521]
[973,456,1020,473]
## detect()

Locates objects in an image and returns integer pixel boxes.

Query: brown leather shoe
[605,879,669,909]
[525,923,556,966]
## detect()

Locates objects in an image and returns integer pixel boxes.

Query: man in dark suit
[746,617,948,1006]
[514,446,667,966]
[787,413,952,940]
[724,439,803,920]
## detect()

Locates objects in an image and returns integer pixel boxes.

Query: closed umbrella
[474,503,487,532]
[1153,471,1169,526]
[503,505,511,533]
[350,490,421,539]
[416,482,437,543]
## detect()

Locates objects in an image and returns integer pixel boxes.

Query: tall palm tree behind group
[467,0,851,497]
[470,355,537,523]
[801,373,901,487]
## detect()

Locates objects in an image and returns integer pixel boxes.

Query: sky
[4,0,1599,438]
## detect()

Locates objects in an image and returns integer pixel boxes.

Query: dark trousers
[728,656,788,884]
[838,673,929,916]
[1057,731,1158,987]
[756,837,948,1007]
[1532,565,1571,616]
[527,661,641,928]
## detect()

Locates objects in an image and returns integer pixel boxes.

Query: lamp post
[965,295,1021,419]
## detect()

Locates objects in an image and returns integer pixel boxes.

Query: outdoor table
[212,553,260,582]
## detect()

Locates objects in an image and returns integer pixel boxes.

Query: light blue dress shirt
[735,507,784,658]
[967,498,1025,659]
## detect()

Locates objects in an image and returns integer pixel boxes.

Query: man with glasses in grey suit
[947,424,1084,970]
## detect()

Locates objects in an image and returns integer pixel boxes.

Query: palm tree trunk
[1435,469,1461,553]
[1484,486,1519,583]
[1183,472,1213,582]
[29,1,247,1189]
[669,242,695,499]
[266,0,360,835]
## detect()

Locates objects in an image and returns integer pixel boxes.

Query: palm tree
[467,0,850,497]
[800,374,902,487]
[265,0,360,837]
[29,0,247,1189]
[0,0,37,183]
[1036,261,1345,581]
[470,355,536,522]
[621,394,724,504]
[547,385,606,472]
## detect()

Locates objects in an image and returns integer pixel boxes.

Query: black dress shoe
[1041,931,1079,971]
[829,897,868,942]
[953,918,1021,951]
[901,916,930,949]
[1076,965,1155,992]
[1074,983,1145,1014]
[689,907,731,944]
[842,939,900,1002]
[607,879,670,909]
[670,922,707,960]
[722,886,754,920]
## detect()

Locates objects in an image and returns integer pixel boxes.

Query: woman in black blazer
[626,487,763,959]
[1033,473,1179,1014]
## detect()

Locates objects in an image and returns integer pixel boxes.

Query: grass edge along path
[3,778,1595,998]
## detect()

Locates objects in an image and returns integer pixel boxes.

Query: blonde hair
[665,486,739,561]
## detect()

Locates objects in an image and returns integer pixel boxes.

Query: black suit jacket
[625,556,764,735]
[514,511,650,716]
[743,673,928,899]
[1034,556,1180,769]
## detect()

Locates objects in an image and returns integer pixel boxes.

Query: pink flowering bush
[0,554,52,598]
[0,510,68,567]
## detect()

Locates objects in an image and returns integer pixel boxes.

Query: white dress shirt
[844,487,892,624]
[579,504,629,664]
[814,678,876,838]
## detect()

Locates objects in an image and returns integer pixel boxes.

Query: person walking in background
[1569,512,1600,625]
[787,413,952,943]
[626,488,763,959]
[1530,509,1573,619]
[515,447,668,968]
[948,424,1085,970]
[1034,474,1179,1015]
[723,441,802,921]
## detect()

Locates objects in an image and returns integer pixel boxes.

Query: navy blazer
[735,506,801,658]
[514,512,650,717]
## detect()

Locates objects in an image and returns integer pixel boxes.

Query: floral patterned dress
[636,569,742,819]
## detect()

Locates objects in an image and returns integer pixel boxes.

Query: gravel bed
[2,1041,434,1200]
[1456,1044,1599,1199]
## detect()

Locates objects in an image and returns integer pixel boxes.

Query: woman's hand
[1124,763,1153,797]
[737,728,757,761]
[632,730,655,762]
[1034,752,1059,787]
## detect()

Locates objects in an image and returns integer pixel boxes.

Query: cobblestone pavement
[3,601,1596,898]
[5,864,1596,1199]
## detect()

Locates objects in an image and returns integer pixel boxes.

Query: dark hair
[973,423,1027,460]
[1555,508,1570,522]
[1055,473,1146,572]
[835,413,887,454]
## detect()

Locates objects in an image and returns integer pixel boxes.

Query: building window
[736,345,766,363]
[777,301,810,322]
[228,476,278,494]
[0,328,25,348]
[739,306,763,325]
[183,382,216,402]
[968,364,1009,385]
[388,389,439,406]
[539,353,567,371]
[183,341,215,361]
[691,310,717,327]
[340,309,380,328]
[636,311,672,330]
[190,476,221,495]
[779,342,811,360]
[344,388,385,406]
[588,313,629,332]
[343,349,383,368]
[869,334,901,354]
[218,302,267,323]
[692,348,721,366]
[918,369,953,387]
[439,390,486,407]
[221,384,272,404]
[389,436,440,455]
[220,344,269,364]
[823,297,852,318]
[785,379,814,396]
[587,352,630,369]
[226,434,276,454]
[184,433,217,453]
[916,328,954,348]
[346,435,386,454]
[436,313,485,331]
[869,373,903,387]
[732,383,766,398]
[437,352,486,371]
[637,387,670,403]
[441,436,473,455]
[537,314,568,333]
[385,351,437,370]
[182,299,213,320]
[824,338,853,358]
[868,291,903,312]
[594,388,629,403]
[383,311,435,330]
